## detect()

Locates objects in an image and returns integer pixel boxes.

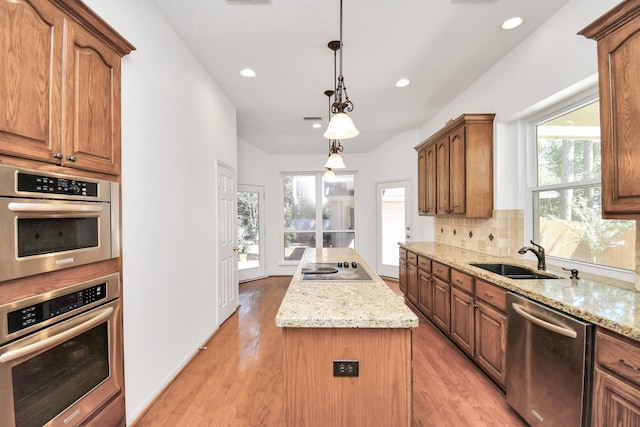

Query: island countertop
[275,248,418,328]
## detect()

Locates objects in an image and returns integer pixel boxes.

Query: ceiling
[148,0,570,155]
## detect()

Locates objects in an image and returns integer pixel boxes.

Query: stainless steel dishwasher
[506,293,594,426]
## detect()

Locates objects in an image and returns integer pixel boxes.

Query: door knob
[233,246,239,252]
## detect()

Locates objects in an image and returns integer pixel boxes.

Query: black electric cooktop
[300,262,372,281]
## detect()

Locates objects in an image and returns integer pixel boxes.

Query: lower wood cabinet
[398,249,508,390]
[417,269,434,319]
[406,262,418,307]
[592,328,640,426]
[451,286,474,357]
[474,300,507,388]
[431,277,451,335]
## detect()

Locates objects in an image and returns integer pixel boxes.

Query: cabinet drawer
[407,251,418,265]
[432,262,450,281]
[417,256,431,272]
[475,279,507,312]
[450,269,473,294]
[596,329,640,388]
[399,247,407,260]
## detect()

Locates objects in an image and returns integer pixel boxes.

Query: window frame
[522,87,634,282]
[280,171,358,265]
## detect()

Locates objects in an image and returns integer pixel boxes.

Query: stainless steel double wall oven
[0,165,123,427]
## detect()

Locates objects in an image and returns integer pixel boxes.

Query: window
[529,99,635,272]
[282,172,356,262]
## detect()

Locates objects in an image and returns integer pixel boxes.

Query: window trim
[521,88,635,283]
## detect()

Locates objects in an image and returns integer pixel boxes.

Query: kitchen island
[275,248,418,427]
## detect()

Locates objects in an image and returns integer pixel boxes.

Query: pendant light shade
[323,168,336,181]
[323,112,359,140]
[324,152,346,169]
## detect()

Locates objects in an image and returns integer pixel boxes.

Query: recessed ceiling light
[312,123,322,129]
[239,68,257,77]
[502,17,523,30]
[395,78,411,88]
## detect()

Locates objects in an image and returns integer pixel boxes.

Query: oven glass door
[0,198,113,282]
[13,323,108,427]
[0,300,122,427]
[17,217,99,257]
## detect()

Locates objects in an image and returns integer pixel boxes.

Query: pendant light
[323,90,346,170]
[324,0,359,140]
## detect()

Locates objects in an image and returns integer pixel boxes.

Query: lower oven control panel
[7,283,107,335]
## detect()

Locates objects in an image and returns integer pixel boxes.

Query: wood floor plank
[133,276,526,427]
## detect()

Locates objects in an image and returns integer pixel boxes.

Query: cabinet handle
[67,155,76,162]
[484,292,494,299]
[53,152,63,159]
[619,359,640,371]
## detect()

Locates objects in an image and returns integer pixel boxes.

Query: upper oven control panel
[0,164,114,202]
[17,172,99,197]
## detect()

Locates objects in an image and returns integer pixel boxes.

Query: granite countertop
[275,248,418,329]
[400,242,640,342]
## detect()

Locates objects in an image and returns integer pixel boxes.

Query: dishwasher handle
[512,303,577,339]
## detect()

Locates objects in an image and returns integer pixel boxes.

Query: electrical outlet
[333,360,359,377]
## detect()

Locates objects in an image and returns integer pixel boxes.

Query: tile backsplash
[435,210,639,292]
[434,210,524,257]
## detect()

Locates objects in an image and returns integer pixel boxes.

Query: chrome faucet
[518,240,546,270]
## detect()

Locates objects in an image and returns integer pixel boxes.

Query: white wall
[83,0,237,424]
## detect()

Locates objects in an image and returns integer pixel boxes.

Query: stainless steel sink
[470,263,559,280]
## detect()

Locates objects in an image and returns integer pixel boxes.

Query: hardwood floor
[133,276,526,426]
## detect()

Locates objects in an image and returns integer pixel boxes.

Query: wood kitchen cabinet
[474,279,507,389]
[592,328,640,426]
[0,0,134,176]
[450,269,474,357]
[399,248,408,295]
[580,1,640,218]
[415,113,494,218]
[406,253,419,307]
[431,262,451,335]
[417,256,433,319]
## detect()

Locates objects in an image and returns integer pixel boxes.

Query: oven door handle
[0,306,114,364]
[8,202,103,213]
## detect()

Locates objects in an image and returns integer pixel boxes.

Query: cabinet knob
[53,152,63,160]
[67,155,76,162]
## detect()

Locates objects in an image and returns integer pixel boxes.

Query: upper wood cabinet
[579,0,640,218]
[415,113,495,218]
[0,0,135,176]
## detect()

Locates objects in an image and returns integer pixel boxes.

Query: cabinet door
[597,15,640,217]
[0,0,64,163]
[417,270,433,319]
[450,286,474,357]
[436,136,450,214]
[399,259,407,294]
[448,126,466,214]
[475,301,507,389]
[63,21,122,175]
[592,368,640,427]
[432,277,450,335]
[406,263,418,306]
[417,148,427,215]
[425,143,437,215]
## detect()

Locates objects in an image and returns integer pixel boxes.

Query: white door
[238,184,266,282]
[376,180,412,278]
[217,162,238,325]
